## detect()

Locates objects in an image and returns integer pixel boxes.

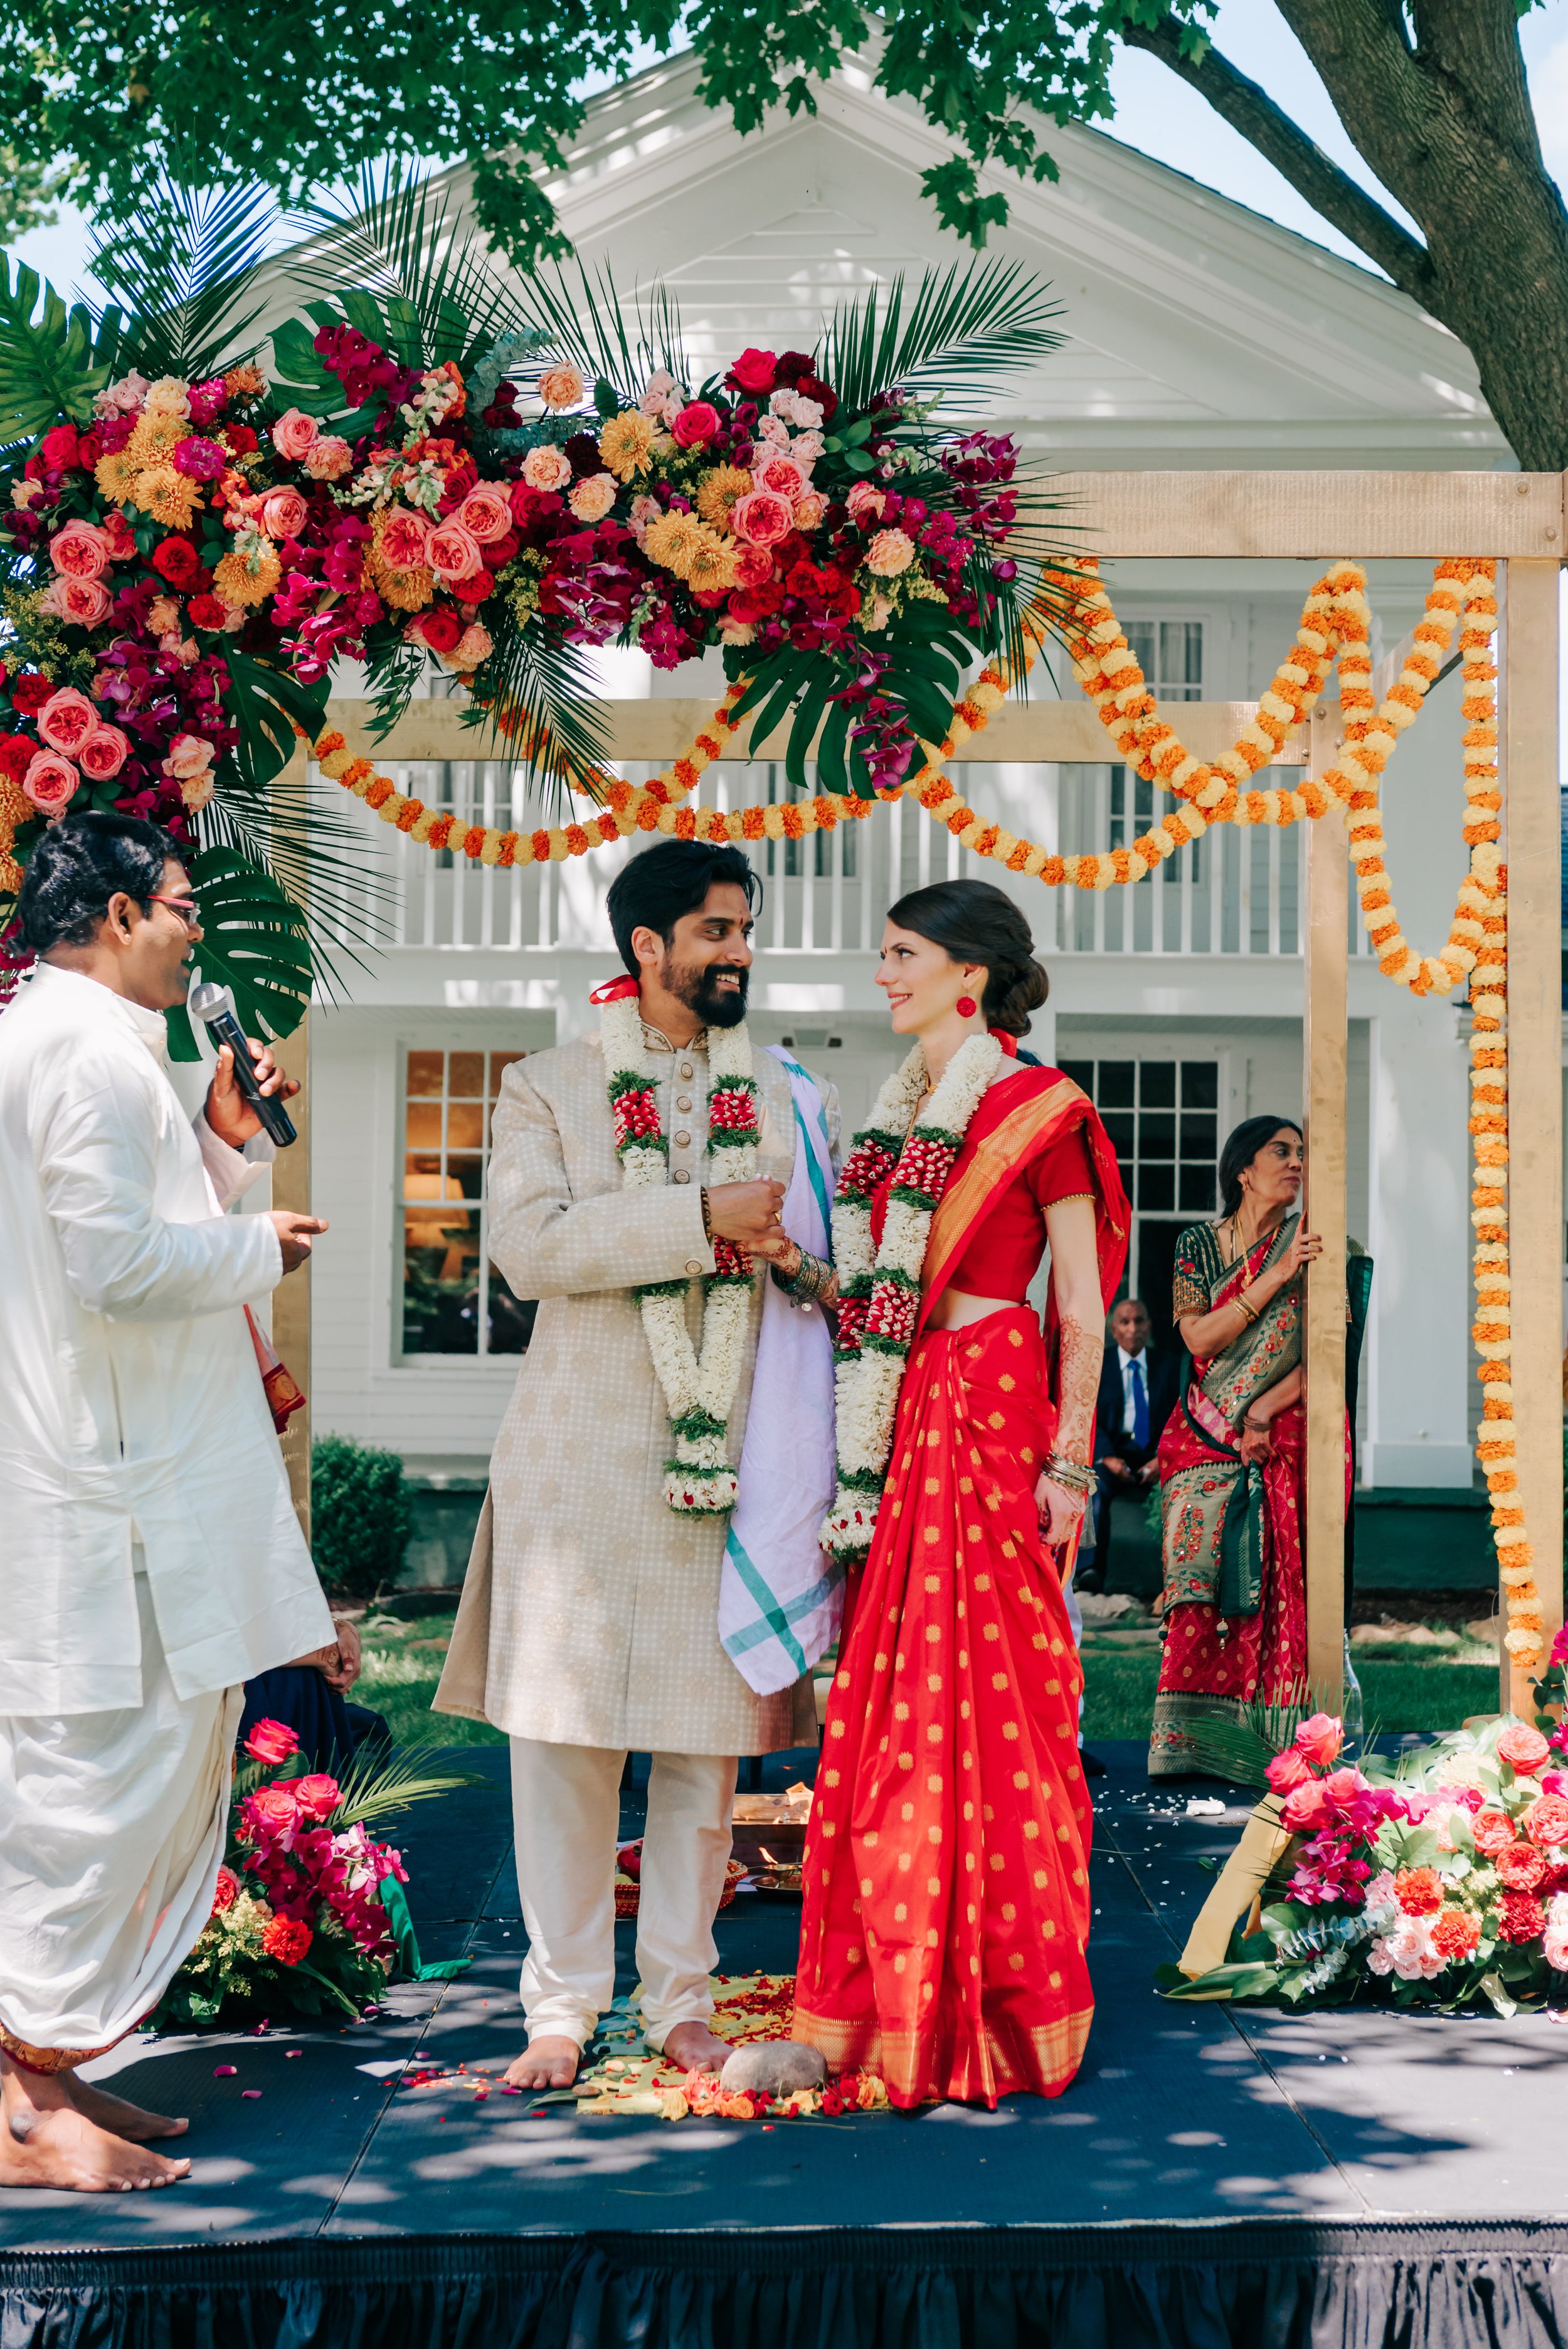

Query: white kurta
[0,964,334,1714]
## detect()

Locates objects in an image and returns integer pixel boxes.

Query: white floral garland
[600,992,759,1515]
[820,1031,1002,1560]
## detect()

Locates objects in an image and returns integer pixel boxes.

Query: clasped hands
[706,1176,793,1259]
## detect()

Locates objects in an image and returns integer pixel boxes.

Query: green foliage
[0,252,118,444]
[86,165,277,384]
[163,846,312,1061]
[311,1433,416,1603]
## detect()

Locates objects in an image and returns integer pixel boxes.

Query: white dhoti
[510,1738,736,2051]
[0,1566,241,2071]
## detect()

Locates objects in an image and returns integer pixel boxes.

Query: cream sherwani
[0,965,332,2064]
[436,1019,837,2049]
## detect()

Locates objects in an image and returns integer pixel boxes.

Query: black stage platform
[5,1743,1568,2346]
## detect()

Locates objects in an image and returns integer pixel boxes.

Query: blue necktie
[1130,1359,1150,1448]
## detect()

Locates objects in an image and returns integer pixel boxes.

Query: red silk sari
[793,1070,1128,2108]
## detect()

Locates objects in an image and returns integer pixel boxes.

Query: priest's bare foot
[0,2061,190,2192]
[65,2075,189,2143]
[660,2020,731,2074]
[504,2036,580,2091]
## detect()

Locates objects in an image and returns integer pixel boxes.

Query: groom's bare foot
[65,2075,189,2143]
[659,2020,730,2074]
[0,2061,189,2192]
[504,2036,581,2091]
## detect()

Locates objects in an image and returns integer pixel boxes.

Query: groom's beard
[662,953,750,1029]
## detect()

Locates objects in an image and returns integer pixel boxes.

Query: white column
[1361,997,1473,1486]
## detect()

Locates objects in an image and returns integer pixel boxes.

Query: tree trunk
[1127,0,1568,469]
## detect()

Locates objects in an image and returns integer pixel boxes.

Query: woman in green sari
[1148,1117,1328,1779]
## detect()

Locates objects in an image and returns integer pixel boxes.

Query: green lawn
[1079,1637,1503,1743]
[356,1612,505,1748]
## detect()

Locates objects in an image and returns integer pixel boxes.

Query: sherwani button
[677,1096,693,1112]
[679,1063,694,1078]
[674,1169,691,1183]
[674,1130,691,1147]
[686,1259,704,1275]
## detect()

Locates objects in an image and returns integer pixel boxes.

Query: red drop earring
[956,996,977,1019]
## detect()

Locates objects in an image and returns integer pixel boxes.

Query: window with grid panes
[761,766,859,879]
[1057,1059,1220,1217]
[400,1047,535,1357]
[1122,620,1203,701]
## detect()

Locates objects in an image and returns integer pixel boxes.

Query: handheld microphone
[188,982,298,1147]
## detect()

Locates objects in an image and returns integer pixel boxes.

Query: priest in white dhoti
[436,839,840,2089]
[0,812,332,2192]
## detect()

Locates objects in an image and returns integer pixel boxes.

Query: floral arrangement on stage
[595,973,760,1514]
[151,1715,471,2027]
[1162,1712,1568,2017]
[822,1032,1002,1562]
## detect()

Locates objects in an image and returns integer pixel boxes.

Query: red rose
[462,570,497,603]
[1431,1904,1481,1961]
[1472,1808,1516,1858]
[224,423,258,456]
[486,529,520,568]
[771,349,816,386]
[187,594,228,632]
[261,1916,313,1966]
[415,607,464,654]
[0,733,34,782]
[1394,1866,1443,1916]
[9,673,51,717]
[242,1786,300,1843]
[151,537,202,588]
[670,401,721,449]
[291,1773,341,1821]
[1496,1840,1547,1892]
[1497,1888,1545,1944]
[1498,1723,1551,1774]
[245,1717,301,1766]
[40,423,81,470]
[211,1865,240,1916]
[727,347,778,396]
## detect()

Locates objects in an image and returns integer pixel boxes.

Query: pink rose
[302,435,353,481]
[270,407,320,462]
[245,1717,300,1765]
[568,472,617,524]
[162,731,215,782]
[670,401,721,449]
[261,489,308,541]
[730,489,794,548]
[35,686,99,756]
[455,483,513,544]
[450,622,493,671]
[1279,1780,1330,1834]
[21,751,80,814]
[38,575,112,628]
[755,452,807,502]
[845,481,886,521]
[291,1773,341,1821]
[1266,1746,1315,1795]
[522,445,573,493]
[244,1786,300,1843]
[428,521,484,584]
[379,508,433,570]
[865,528,915,578]
[793,492,827,532]
[1293,1712,1343,1768]
[1499,1722,1552,1775]
[78,724,130,780]
[49,519,112,580]
[181,768,215,812]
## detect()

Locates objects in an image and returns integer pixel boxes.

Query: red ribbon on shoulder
[988,1028,1019,1057]
[589,975,641,1004]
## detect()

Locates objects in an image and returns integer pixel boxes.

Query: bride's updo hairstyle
[886,877,1049,1037]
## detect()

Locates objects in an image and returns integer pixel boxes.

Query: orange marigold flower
[1431,1906,1481,1962]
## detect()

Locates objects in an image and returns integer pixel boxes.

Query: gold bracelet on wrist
[700,1187,714,1245]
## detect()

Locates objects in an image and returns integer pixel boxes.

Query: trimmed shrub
[311,1433,414,1603]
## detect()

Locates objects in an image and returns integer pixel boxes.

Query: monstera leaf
[224,649,333,793]
[0,253,121,443]
[164,846,312,1063]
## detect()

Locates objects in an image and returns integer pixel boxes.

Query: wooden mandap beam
[1053,472,1565,560]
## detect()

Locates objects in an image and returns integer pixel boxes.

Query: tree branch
[1118,14,1436,302]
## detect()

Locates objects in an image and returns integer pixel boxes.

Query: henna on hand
[1056,1312,1104,1469]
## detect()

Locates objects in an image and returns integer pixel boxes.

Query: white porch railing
[312,758,1369,960]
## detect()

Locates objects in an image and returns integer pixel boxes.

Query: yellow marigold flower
[696,465,751,530]
[598,410,656,483]
[684,528,736,595]
[126,411,189,466]
[94,449,142,507]
[642,510,706,579]
[213,545,282,608]
[135,465,201,530]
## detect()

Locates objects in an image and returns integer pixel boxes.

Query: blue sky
[13,0,1568,297]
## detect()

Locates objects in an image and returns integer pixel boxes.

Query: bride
[778,878,1128,2107]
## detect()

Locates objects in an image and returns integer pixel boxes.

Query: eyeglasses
[149,893,202,930]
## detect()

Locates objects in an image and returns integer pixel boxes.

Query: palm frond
[88,166,279,383]
[325,1740,484,1835]
[464,622,614,813]
[194,768,395,1009]
[507,259,691,399]
[824,257,1063,413]
[0,253,119,442]
[290,162,532,375]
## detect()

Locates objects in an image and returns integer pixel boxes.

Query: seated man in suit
[1080,1297,1179,1594]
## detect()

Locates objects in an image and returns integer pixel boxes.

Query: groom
[436,840,837,2088]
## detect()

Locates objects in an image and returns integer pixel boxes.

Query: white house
[246,53,1539,1573]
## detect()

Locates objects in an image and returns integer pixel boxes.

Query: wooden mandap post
[270,743,312,1543]
[1303,706,1350,1715]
